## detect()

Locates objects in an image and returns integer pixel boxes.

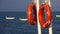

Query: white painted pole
[48,0,53,34]
[34,0,42,34]
[49,22,53,34]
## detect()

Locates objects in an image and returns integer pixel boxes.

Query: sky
[0,0,60,11]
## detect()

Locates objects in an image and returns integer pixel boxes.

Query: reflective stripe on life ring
[27,3,37,25]
[38,4,52,28]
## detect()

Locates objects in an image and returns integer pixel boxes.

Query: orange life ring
[27,3,37,25]
[38,4,52,28]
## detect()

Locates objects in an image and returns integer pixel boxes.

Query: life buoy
[27,3,37,25]
[38,4,52,28]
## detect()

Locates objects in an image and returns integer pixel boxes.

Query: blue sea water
[0,11,60,34]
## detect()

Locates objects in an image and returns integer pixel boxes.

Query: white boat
[5,16,15,20]
[19,18,28,21]
[56,15,60,18]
